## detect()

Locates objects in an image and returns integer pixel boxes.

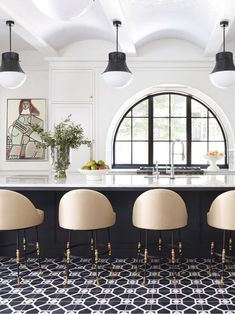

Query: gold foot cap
[142,277,147,285]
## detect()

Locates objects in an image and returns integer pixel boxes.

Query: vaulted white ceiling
[0,0,235,57]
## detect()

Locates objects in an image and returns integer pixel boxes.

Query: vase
[51,145,70,179]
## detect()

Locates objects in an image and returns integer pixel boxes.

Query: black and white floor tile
[0,256,235,313]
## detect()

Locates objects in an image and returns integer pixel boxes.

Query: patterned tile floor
[0,256,235,313]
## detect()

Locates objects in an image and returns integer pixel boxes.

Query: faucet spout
[170,139,185,179]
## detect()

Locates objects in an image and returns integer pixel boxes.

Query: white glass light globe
[32,0,94,21]
[0,71,26,89]
[209,71,235,88]
[102,71,133,88]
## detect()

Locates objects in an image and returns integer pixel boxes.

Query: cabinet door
[51,69,93,103]
[53,103,94,170]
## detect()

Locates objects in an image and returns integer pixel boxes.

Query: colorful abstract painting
[6,98,47,161]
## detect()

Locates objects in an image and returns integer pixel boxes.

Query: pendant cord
[116,23,119,53]
[223,23,225,52]
[9,22,12,52]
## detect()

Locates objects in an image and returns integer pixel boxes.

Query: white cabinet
[51,69,93,103]
[50,67,95,171]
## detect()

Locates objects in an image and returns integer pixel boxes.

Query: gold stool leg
[158,231,162,267]
[135,230,142,275]
[35,226,42,275]
[90,231,94,267]
[23,229,28,268]
[221,230,226,285]
[16,230,21,285]
[229,236,232,252]
[228,232,233,271]
[142,230,148,285]
[107,228,113,276]
[64,231,71,285]
[178,229,184,274]
[171,231,176,284]
[94,230,100,285]
[209,241,215,275]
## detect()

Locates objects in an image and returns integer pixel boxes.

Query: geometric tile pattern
[0,256,235,313]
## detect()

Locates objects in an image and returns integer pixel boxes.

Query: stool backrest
[59,189,115,230]
[0,190,39,230]
[208,190,235,230]
[133,189,188,230]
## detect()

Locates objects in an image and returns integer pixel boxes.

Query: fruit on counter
[85,160,96,167]
[206,150,224,156]
[82,160,110,170]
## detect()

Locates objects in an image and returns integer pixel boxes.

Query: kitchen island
[0,171,234,258]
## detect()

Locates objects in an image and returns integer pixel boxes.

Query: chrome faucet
[170,139,185,179]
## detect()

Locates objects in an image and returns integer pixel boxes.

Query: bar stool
[207,190,235,283]
[132,188,188,284]
[0,190,44,284]
[59,189,116,285]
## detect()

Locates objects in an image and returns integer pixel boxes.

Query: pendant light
[32,0,95,21]
[210,20,235,88]
[0,21,26,89]
[102,20,133,88]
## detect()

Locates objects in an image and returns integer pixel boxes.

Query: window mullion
[148,97,153,165]
[186,96,191,165]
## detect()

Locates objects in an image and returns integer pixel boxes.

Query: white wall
[1,39,235,171]
[0,51,49,171]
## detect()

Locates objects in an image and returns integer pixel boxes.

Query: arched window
[113,92,228,168]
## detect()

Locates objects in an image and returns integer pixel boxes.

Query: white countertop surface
[0,170,235,190]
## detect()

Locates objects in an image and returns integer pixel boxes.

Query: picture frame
[6,98,47,161]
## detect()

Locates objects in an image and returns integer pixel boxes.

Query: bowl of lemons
[79,160,110,180]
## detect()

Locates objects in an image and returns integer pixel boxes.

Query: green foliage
[32,115,91,149]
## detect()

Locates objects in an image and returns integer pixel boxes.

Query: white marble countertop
[0,170,235,190]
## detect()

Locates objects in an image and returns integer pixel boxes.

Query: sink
[138,166,204,176]
[144,174,201,179]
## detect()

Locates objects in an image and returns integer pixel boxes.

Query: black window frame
[112,92,228,169]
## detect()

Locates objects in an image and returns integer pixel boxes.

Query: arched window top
[113,92,228,168]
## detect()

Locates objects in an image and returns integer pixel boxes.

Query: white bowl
[204,155,223,171]
[79,169,109,180]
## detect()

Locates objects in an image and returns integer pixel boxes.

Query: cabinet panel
[53,103,94,170]
[52,69,93,103]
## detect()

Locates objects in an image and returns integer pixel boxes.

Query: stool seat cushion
[207,190,235,230]
[59,189,116,230]
[133,189,188,230]
[0,190,44,230]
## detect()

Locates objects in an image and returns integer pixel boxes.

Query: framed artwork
[6,98,47,161]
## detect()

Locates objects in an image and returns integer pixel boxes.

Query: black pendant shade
[0,20,26,89]
[210,20,235,88]
[0,52,25,73]
[211,51,235,73]
[103,52,132,73]
[102,20,132,88]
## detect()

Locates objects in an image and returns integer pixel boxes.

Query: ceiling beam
[99,0,136,55]
[0,2,58,57]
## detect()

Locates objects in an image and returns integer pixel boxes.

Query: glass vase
[51,145,70,179]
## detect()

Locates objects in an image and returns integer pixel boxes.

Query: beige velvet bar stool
[59,189,116,285]
[133,188,188,284]
[0,190,44,284]
[207,190,235,283]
